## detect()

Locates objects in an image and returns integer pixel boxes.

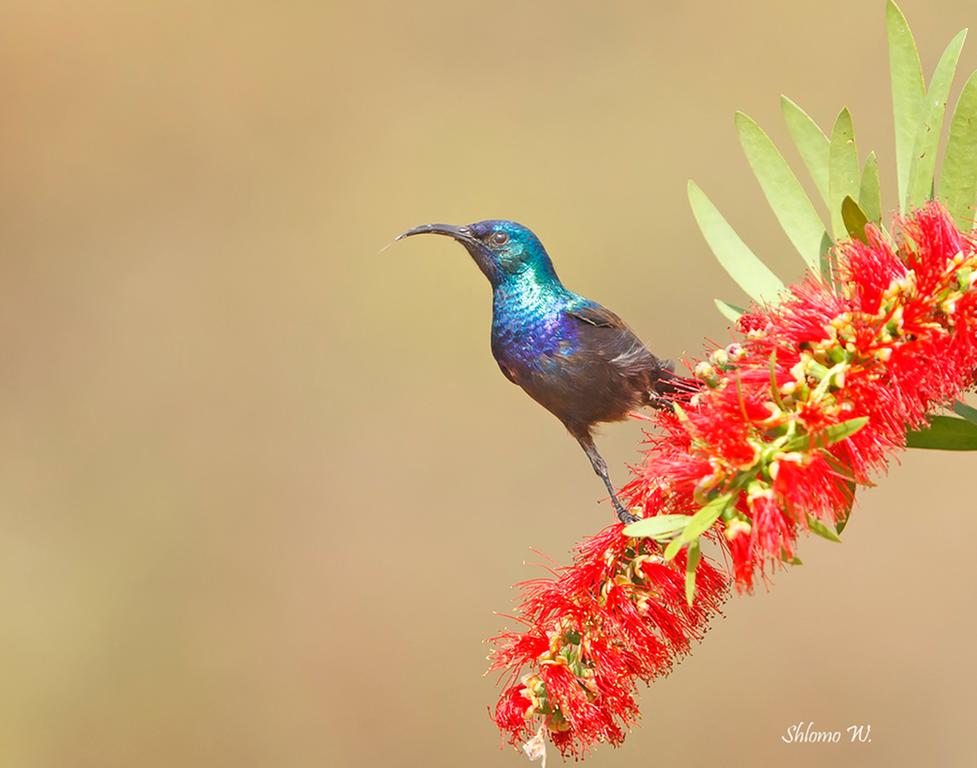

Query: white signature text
[782,722,872,744]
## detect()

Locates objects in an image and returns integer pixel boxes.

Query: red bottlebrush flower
[724,518,754,588]
[747,485,794,561]
[489,204,977,758]
[489,522,728,757]
[495,685,534,734]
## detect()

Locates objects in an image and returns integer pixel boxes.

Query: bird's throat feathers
[492,260,568,316]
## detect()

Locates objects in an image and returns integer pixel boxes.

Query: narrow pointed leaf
[735,111,827,271]
[688,181,785,304]
[807,515,843,543]
[685,541,701,606]
[828,108,860,239]
[714,298,745,323]
[906,29,968,210]
[663,536,683,561]
[952,400,977,424]
[680,493,733,544]
[819,231,835,287]
[662,493,733,561]
[905,415,977,450]
[841,196,870,244]
[784,417,869,451]
[781,96,831,204]
[887,0,925,209]
[819,416,869,446]
[859,151,882,223]
[624,514,691,540]
[821,447,857,482]
[835,479,857,535]
[941,70,977,231]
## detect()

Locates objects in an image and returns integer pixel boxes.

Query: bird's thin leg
[575,433,638,524]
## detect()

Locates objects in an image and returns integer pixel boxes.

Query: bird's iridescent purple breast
[491,279,580,371]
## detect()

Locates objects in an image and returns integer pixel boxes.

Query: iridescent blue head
[397,219,560,289]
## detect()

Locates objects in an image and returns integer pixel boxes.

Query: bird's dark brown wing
[566,303,659,375]
[565,301,678,404]
[566,303,631,330]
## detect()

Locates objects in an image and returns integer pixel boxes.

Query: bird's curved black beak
[396,221,500,285]
[396,223,475,243]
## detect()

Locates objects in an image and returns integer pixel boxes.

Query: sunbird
[398,219,680,523]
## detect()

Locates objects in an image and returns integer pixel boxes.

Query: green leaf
[685,541,701,606]
[819,231,835,287]
[781,96,831,205]
[821,449,857,483]
[952,400,977,424]
[859,151,882,224]
[624,514,691,540]
[828,108,860,240]
[784,416,869,451]
[821,416,870,445]
[681,493,733,543]
[887,0,926,210]
[841,196,870,244]
[663,536,682,561]
[735,111,827,272]
[807,515,843,543]
[906,415,977,449]
[768,350,785,410]
[662,493,734,561]
[835,479,857,535]
[941,70,977,231]
[906,29,968,210]
[714,298,745,323]
[688,181,786,304]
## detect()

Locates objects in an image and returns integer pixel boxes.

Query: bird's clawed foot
[575,433,641,525]
[612,498,639,525]
[646,391,673,411]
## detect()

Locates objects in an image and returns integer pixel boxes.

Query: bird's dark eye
[490,231,509,246]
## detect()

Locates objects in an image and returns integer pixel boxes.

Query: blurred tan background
[1,1,975,766]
